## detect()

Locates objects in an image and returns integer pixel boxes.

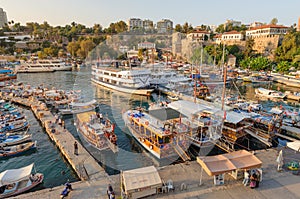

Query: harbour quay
[10,148,300,199]
[0,92,116,198]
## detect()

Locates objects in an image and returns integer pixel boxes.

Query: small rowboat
[0,141,37,158]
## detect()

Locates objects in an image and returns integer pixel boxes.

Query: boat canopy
[0,163,34,186]
[122,166,162,193]
[70,99,96,107]
[148,108,181,122]
[197,150,262,176]
[168,100,219,118]
[225,111,250,124]
[0,69,12,74]
[269,108,283,115]
[287,141,300,152]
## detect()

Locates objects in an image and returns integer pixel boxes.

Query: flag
[223,111,227,120]
[179,114,182,124]
[111,123,115,132]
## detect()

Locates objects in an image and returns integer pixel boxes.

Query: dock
[0,94,116,197]
[12,148,300,199]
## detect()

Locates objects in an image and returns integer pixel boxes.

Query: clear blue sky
[1,0,299,28]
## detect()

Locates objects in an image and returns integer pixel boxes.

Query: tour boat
[91,61,153,96]
[74,111,118,153]
[167,100,223,152]
[255,88,286,99]
[15,59,72,73]
[0,163,44,198]
[123,107,191,161]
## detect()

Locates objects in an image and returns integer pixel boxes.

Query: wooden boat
[0,134,32,147]
[75,111,118,153]
[123,107,191,161]
[255,88,286,99]
[0,119,29,134]
[0,141,37,158]
[0,163,44,198]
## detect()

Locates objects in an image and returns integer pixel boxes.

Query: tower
[298,17,300,32]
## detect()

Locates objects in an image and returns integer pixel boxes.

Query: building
[143,19,154,31]
[250,22,264,28]
[157,19,173,34]
[187,30,210,41]
[298,17,300,32]
[224,19,241,28]
[221,31,244,41]
[128,18,143,31]
[138,42,155,49]
[0,8,8,28]
[246,24,288,39]
[246,24,288,58]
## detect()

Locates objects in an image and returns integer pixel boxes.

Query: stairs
[171,144,190,161]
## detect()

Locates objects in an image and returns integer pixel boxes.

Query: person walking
[74,141,78,155]
[242,170,250,186]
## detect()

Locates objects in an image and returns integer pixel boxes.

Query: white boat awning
[0,163,33,186]
[287,141,300,152]
[225,111,250,124]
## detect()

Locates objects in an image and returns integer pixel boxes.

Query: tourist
[107,184,114,199]
[65,180,73,191]
[60,187,69,198]
[255,170,261,188]
[242,170,250,186]
[249,172,258,189]
[74,141,78,155]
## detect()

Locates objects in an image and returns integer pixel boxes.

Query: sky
[0,0,299,28]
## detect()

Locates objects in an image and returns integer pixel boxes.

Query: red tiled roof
[223,30,242,35]
[189,30,209,34]
[249,24,288,31]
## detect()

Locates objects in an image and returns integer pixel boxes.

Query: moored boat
[0,134,32,147]
[59,99,98,115]
[255,88,286,99]
[0,163,44,198]
[91,61,153,96]
[0,141,37,159]
[74,111,118,153]
[123,107,191,161]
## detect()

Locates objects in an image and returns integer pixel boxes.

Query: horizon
[0,0,299,28]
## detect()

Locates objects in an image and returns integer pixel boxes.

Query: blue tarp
[0,70,12,74]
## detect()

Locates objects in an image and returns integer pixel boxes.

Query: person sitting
[249,173,257,189]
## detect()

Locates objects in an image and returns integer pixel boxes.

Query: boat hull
[91,78,153,96]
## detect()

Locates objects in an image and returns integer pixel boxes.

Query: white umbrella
[276,150,283,171]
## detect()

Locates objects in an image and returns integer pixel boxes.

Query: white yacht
[16,59,72,73]
[91,61,154,96]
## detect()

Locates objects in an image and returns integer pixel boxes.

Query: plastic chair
[167,179,174,192]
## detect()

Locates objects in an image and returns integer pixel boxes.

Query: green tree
[67,41,80,57]
[244,38,255,58]
[277,61,290,73]
[270,18,278,25]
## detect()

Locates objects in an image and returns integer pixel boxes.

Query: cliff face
[253,35,283,60]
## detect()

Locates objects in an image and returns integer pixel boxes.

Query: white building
[246,24,288,39]
[138,42,155,49]
[250,22,264,28]
[128,18,143,31]
[157,19,173,34]
[221,30,243,41]
[0,8,8,28]
[187,30,210,41]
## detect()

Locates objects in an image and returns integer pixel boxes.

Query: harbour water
[4,66,299,188]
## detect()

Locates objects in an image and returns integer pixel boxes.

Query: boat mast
[221,44,227,111]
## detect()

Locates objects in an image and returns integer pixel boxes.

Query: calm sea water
[5,67,299,188]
